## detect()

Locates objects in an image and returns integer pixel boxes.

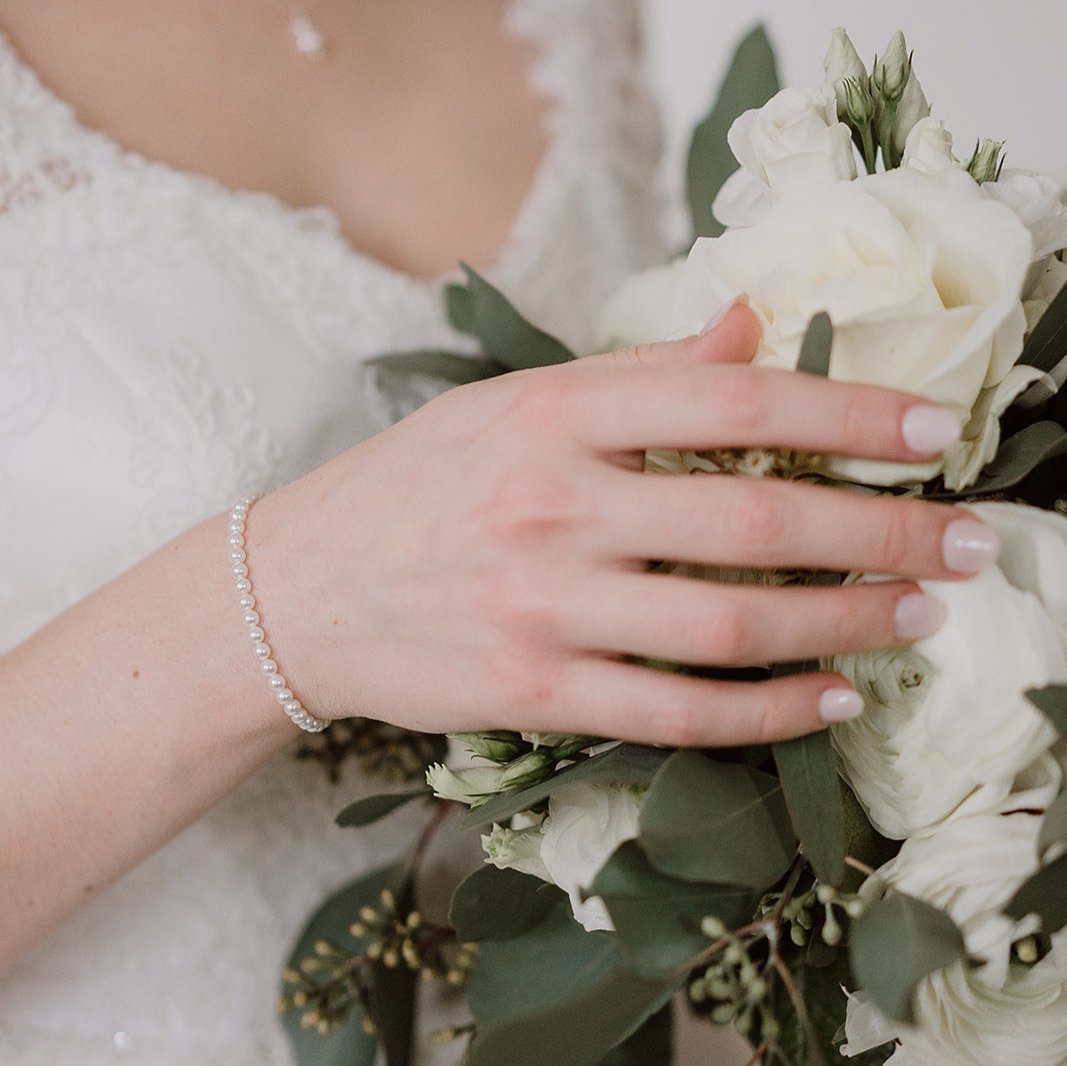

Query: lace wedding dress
[0,2,669,1063]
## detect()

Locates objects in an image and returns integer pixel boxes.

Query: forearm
[0,512,295,966]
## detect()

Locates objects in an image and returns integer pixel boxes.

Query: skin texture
[0,1,996,964]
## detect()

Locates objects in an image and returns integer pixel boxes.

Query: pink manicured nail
[700,293,750,335]
[901,406,962,455]
[942,519,1000,572]
[894,593,946,640]
[819,689,864,723]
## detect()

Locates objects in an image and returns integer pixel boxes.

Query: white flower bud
[872,31,911,103]
[480,822,552,882]
[901,117,960,176]
[823,28,868,120]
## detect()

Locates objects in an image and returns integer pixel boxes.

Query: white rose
[831,502,1067,839]
[712,84,858,229]
[842,812,1067,1066]
[537,781,642,932]
[985,168,1067,261]
[675,167,1033,489]
[900,117,962,177]
[595,258,686,351]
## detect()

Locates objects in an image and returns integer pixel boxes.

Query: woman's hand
[252,303,994,746]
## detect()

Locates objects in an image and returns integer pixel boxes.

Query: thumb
[579,295,760,370]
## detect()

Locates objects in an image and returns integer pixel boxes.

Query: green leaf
[371,954,417,1066]
[595,1003,673,1066]
[449,865,561,942]
[365,349,505,387]
[1019,276,1067,373]
[773,730,846,885]
[447,264,574,370]
[841,784,899,894]
[592,841,758,977]
[1005,853,1067,934]
[1039,792,1067,860]
[281,864,402,1066]
[335,789,429,828]
[1027,685,1067,737]
[961,422,1067,496]
[466,902,677,1066]
[686,24,780,240]
[796,312,834,377]
[638,751,796,888]
[462,744,670,827]
[849,891,966,1024]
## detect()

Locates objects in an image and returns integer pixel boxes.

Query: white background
[639,0,1067,223]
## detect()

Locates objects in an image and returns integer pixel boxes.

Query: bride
[0,1,1000,1062]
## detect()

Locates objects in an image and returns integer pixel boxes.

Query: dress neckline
[0,0,568,291]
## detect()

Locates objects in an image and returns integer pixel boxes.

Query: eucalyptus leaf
[447,264,574,370]
[1019,277,1067,373]
[365,349,505,387]
[595,1003,673,1066]
[1004,853,1067,934]
[1027,685,1067,737]
[592,840,758,977]
[466,901,676,1066]
[371,957,417,1066]
[1038,792,1067,859]
[685,24,779,241]
[335,789,429,828]
[773,730,846,885]
[449,865,561,943]
[281,864,402,1066]
[638,751,796,888]
[841,784,899,895]
[796,312,834,377]
[849,891,966,1024]
[462,744,669,827]
[959,422,1067,497]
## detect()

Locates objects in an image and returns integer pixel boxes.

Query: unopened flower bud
[840,76,874,128]
[498,750,554,790]
[701,916,728,940]
[711,1002,739,1025]
[448,731,526,763]
[890,66,931,163]
[822,908,843,947]
[815,884,837,905]
[872,32,912,104]
[824,28,868,120]
[968,138,1006,184]
[762,1017,781,1042]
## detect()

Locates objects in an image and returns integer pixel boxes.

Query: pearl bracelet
[228,495,330,734]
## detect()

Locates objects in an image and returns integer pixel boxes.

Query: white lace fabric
[0,2,665,1062]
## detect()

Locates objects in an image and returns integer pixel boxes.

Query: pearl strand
[229,495,330,733]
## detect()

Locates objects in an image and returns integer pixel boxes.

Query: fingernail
[894,592,946,640]
[942,519,1000,572]
[699,293,750,335]
[819,688,864,723]
[901,406,961,454]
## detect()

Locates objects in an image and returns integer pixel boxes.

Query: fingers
[562,572,940,667]
[576,299,761,369]
[567,363,961,464]
[597,471,998,580]
[523,659,854,748]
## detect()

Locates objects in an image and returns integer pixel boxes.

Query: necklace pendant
[289,15,326,62]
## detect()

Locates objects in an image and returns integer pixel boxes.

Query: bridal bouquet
[282,27,1067,1066]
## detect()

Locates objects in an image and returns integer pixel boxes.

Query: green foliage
[446,263,574,370]
[639,751,796,888]
[449,865,561,943]
[281,864,401,1066]
[335,789,429,828]
[596,1004,673,1066]
[365,349,505,389]
[796,313,834,377]
[592,841,759,977]
[686,25,780,240]
[849,891,966,1025]
[1038,792,1067,859]
[840,785,899,894]
[773,731,846,885]
[1027,685,1067,737]
[1020,277,1067,373]
[958,421,1067,497]
[466,900,676,1066]
[461,744,669,827]
[1005,853,1067,934]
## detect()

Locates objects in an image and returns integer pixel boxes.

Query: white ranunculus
[537,781,642,932]
[842,812,1067,1066]
[830,502,1067,839]
[712,84,857,229]
[900,117,961,177]
[595,258,686,351]
[985,168,1067,261]
[675,167,1033,489]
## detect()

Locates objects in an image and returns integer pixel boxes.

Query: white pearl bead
[261,659,278,675]
[284,700,302,715]
[235,578,251,594]
[248,626,265,643]
[229,522,243,534]
[230,549,246,563]
[275,688,294,704]
[253,642,271,659]
[268,675,286,691]
[228,534,244,548]
[242,610,260,627]
[239,594,256,611]
[232,563,249,578]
